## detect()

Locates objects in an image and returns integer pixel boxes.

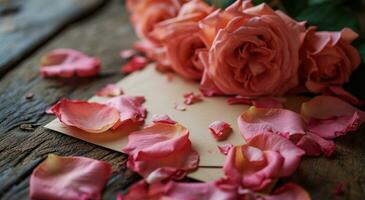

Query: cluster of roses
[128,0,361,98]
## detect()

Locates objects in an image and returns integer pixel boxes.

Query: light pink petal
[301,95,365,121]
[29,154,112,200]
[308,112,361,139]
[51,99,120,133]
[209,120,232,141]
[238,106,306,140]
[120,49,137,59]
[183,92,203,105]
[224,133,304,191]
[122,123,199,182]
[105,95,147,128]
[40,48,100,78]
[121,56,148,73]
[217,144,234,155]
[96,84,123,97]
[296,132,336,157]
[152,114,177,124]
[265,183,311,200]
[174,103,187,111]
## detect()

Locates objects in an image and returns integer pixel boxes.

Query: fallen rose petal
[224,132,305,191]
[183,92,203,105]
[227,96,253,105]
[217,144,234,155]
[325,86,365,106]
[174,103,186,111]
[29,154,112,200]
[238,106,307,140]
[51,99,120,133]
[122,122,199,182]
[209,120,232,141]
[96,84,123,97]
[265,182,311,200]
[227,96,284,108]
[105,95,147,129]
[335,182,346,196]
[120,49,137,59]
[296,132,336,157]
[152,114,177,124]
[121,56,148,73]
[40,48,100,78]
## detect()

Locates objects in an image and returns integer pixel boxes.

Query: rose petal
[217,144,234,155]
[30,154,112,200]
[174,103,187,111]
[227,96,284,108]
[224,133,304,191]
[296,132,336,157]
[105,95,147,129]
[183,92,203,105]
[96,84,123,97]
[265,183,311,200]
[40,48,100,78]
[325,86,365,106]
[121,56,148,73]
[120,49,137,59]
[238,106,306,140]
[122,123,199,182]
[209,120,232,141]
[51,99,120,133]
[152,114,177,124]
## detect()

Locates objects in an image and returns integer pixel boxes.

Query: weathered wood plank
[0,0,106,76]
[0,0,364,199]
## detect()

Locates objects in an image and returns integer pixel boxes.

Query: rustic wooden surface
[0,0,364,199]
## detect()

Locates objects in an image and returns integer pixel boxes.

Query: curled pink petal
[238,106,306,140]
[105,95,147,129]
[217,144,234,155]
[96,84,123,97]
[40,48,100,78]
[30,154,112,200]
[51,99,120,133]
[183,92,203,105]
[224,133,305,191]
[121,56,148,73]
[152,114,177,124]
[120,49,137,59]
[122,123,199,182]
[209,120,232,141]
[296,132,336,157]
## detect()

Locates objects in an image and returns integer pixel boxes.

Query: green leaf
[281,0,307,17]
[357,43,365,63]
[297,3,360,32]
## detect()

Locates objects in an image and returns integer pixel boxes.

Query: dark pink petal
[224,133,305,191]
[209,120,232,141]
[30,154,112,200]
[296,132,336,157]
[335,182,346,196]
[51,99,120,133]
[120,49,137,59]
[265,183,311,200]
[238,106,306,140]
[105,95,147,129]
[217,144,234,155]
[152,114,177,124]
[96,84,123,97]
[121,56,148,73]
[227,96,284,108]
[40,48,100,78]
[227,96,253,105]
[183,92,203,105]
[122,123,199,183]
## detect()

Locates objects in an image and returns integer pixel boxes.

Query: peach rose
[198,1,303,97]
[299,27,361,93]
[150,0,213,80]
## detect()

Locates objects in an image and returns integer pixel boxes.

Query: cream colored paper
[45,65,307,181]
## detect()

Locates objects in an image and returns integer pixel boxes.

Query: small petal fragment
[217,144,234,155]
[105,95,147,129]
[183,92,203,105]
[121,56,148,73]
[51,99,120,133]
[209,120,232,141]
[152,114,177,124]
[224,133,305,191]
[40,48,100,78]
[227,96,284,108]
[122,123,199,183]
[30,154,112,200]
[96,84,123,97]
[120,49,137,59]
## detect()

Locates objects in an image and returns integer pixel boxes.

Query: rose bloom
[299,27,361,93]
[198,1,303,97]
[151,0,213,80]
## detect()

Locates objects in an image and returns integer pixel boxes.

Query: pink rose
[198,1,303,97]
[299,27,361,93]
[150,0,213,80]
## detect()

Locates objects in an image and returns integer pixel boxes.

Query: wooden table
[1,1,365,199]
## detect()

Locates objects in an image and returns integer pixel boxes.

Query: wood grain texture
[0,0,106,76]
[0,0,364,199]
